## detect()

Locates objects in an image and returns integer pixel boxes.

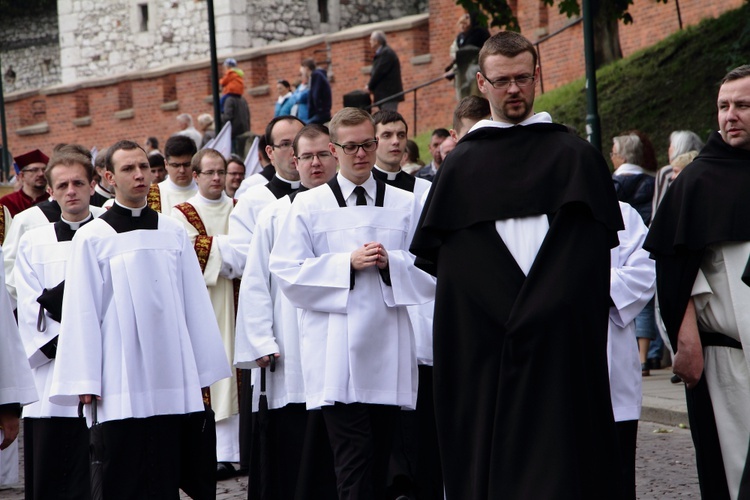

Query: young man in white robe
[49,140,231,499]
[148,134,199,213]
[227,115,304,471]
[235,124,338,499]
[269,108,435,500]
[608,202,655,500]
[171,148,244,478]
[372,109,441,499]
[15,145,101,499]
[0,245,37,487]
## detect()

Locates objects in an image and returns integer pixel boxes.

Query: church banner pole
[207,0,222,132]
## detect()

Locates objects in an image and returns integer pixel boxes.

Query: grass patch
[535,3,750,167]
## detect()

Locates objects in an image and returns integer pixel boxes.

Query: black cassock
[411,123,625,499]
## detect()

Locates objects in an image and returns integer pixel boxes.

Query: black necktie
[354,186,367,206]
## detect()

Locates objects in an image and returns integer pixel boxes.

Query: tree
[455,0,670,67]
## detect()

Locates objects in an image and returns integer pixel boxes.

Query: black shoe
[647,358,662,370]
[641,363,650,377]
[216,462,236,480]
[671,374,682,384]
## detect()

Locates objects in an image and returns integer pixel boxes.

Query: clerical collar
[274,174,301,190]
[163,177,197,192]
[469,112,553,133]
[197,192,227,205]
[113,200,148,217]
[60,213,93,230]
[95,183,113,197]
[373,165,400,181]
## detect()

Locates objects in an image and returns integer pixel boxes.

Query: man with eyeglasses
[235,124,338,499]
[224,156,246,198]
[148,135,199,213]
[0,149,49,217]
[172,148,245,481]
[228,115,304,474]
[229,116,304,267]
[411,31,625,499]
[270,108,434,500]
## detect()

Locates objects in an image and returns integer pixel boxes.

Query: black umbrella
[257,356,276,500]
[88,398,104,500]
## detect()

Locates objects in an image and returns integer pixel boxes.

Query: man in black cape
[644,65,750,499]
[410,31,625,499]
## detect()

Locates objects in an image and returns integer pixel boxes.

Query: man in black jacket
[365,31,404,111]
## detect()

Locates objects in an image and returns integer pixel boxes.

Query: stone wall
[0,12,61,94]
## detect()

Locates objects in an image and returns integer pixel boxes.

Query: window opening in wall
[318,0,329,24]
[539,1,549,28]
[138,3,149,32]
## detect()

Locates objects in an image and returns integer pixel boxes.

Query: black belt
[700,330,743,350]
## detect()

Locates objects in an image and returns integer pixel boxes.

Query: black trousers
[24,417,90,500]
[321,403,399,500]
[98,410,216,500]
[614,419,638,500]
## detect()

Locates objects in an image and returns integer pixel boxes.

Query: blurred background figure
[401,140,424,175]
[274,80,295,117]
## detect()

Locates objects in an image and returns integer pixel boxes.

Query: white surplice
[171,193,242,461]
[49,215,231,424]
[234,195,306,411]
[608,202,655,422]
[234,173,268,199]
[3,205,105,306]
[0,244,37,485]
[269,174,435,409]
[15,224,81,418]
[157,177,198,214]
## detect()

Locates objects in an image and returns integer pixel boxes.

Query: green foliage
[455,0,669,30]
[534,3,750,167]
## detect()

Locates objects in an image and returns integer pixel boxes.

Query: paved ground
[0,368,701,498]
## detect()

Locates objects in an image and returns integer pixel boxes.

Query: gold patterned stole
[173,202,215,405]
[173,202,212,274]
[147,183,161,213]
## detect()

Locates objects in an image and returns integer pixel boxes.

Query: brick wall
[1,0,742,158]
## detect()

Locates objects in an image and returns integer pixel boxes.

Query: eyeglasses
[167,161,192,169]
[21,167,45,174]
[480,74,535,89]
[296,151,334,163]
[198,170,227,177]
[271,141,293,150]
[332,139,378,156]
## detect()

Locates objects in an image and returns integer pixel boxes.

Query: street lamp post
[207,0,222,132]
[582,0,601,152]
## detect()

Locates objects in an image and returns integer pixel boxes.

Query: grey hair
[371,30,387,46]
[613,134,643,166]
[669,131,703,162]
[176,113,193,127]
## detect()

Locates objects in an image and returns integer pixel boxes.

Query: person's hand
[256,353,280,368]
[673,299,703,389]
[351,242,387,270]
[0,410,19,450]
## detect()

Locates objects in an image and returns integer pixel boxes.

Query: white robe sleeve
[234,209,278,368]
[269,205,352,314]
[609,203,656,327]
[14,233,53,369]
[49,232,105,405]
[0,245,37,406]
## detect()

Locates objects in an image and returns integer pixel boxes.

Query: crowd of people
[1,28,750,500]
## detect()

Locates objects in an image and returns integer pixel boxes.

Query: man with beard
[410,31,624,499]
